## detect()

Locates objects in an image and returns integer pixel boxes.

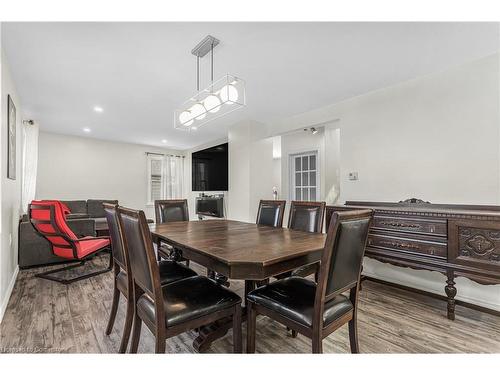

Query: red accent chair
[28,200,112,284]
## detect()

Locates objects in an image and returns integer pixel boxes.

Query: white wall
[36,132,184,219]
[268,54,500,310]
[272,54,500,205]
[0,46,22,322]
[226,120,273,223]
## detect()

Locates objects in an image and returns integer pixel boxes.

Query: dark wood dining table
[150,219,326,352]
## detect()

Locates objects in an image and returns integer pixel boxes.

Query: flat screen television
[192,143,228,191]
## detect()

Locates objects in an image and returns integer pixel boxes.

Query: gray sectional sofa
[18,199,117,268]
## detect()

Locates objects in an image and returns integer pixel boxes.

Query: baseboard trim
[364,276,500,317]
[0,266,19,324]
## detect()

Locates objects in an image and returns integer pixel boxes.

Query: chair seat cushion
[116,260,197,292]
[247,276,353,327]
[73,237,110,259]
[137,276,241,327]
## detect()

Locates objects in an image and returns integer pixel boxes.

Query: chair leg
[232,304,242,353]
[348,318,359,353]
[349,286,360,353]
[312,334,323,354]
[129,313,142,353]
[105,279,120,335]
[185,259,190,267]
[155,331,166,354]
[291,330,298,338]
[119,296,134,353]
[246,302,256,353]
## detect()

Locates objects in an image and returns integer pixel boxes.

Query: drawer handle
[380,221,422,229]
[379,240,420,250]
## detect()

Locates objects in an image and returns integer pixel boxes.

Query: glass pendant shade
[175,74,245,131]
[219,84,238,104]
[189,103,206,120]
[204,94,221,113]
[179,111,193,126]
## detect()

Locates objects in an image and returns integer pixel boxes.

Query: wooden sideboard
[327,199,500,320]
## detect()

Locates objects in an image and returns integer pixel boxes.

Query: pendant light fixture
[174,35,246,131]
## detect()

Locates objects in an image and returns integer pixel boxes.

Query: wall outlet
[348,172,359,181]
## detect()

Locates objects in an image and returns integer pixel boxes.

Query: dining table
[149,219,326,352]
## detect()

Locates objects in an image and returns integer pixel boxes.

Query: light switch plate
[348,172,359,181]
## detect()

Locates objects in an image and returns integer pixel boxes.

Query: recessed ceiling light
[83,127,91,133]
[93,106,103,113]
[191,126,198,131]
[161,139,167,144]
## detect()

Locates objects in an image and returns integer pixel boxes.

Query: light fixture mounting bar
[191,35,220,57]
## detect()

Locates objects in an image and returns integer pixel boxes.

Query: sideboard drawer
[367,233,448,259]
[372,215,447,236]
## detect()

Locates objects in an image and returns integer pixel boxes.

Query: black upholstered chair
[274,201,326,282]
[104,203,197,353]
[256,200,286,227]
[288,200,325,233]
[246,209,373,353]
[154,199,190,265]
[155,199,189,223]
[117,206,242,353]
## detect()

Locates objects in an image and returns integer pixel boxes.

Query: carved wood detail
[459,227,500,262]
[379,221,422,229]
[399,198,431,205]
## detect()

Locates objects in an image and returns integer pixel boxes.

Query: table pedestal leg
[192,280,255,352]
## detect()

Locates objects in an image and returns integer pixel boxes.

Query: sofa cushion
[87,199,118,218]
[61,200,87,215]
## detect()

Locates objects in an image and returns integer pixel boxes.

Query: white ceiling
[2,22,499,150]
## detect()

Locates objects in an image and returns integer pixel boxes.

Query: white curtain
[21,122,39,213]
[163,155,185,199]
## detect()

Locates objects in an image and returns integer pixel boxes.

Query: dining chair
[325,206,366,290]
[275,201,326,281]
[288,200,325,233]
[246,209,373,353]
[256,200,286,227]
[104,203,197,353]
[28,200,112,284]
[154,199,190,266]
[117,206,242,353]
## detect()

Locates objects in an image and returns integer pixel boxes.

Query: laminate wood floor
[1,254,499,353]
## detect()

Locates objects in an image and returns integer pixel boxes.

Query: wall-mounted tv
[192,142,228,191]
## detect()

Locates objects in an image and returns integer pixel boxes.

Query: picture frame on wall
[7,94,16,180]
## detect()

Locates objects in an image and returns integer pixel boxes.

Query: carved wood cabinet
[327,199,500,320]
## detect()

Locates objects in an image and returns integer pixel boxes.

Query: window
[147,155,164,205]
[290,151,318,201]
[147,154,185,205]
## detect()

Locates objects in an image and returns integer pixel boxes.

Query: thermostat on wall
[348,172,359,181]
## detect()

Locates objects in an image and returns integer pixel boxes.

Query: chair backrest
[256,200,286,227]
[103,203,127,270]
[315,209,373,307]
[29,200,79,259]
[154,199,189,224]
[117,206,161,300]
[288,201,326,233]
